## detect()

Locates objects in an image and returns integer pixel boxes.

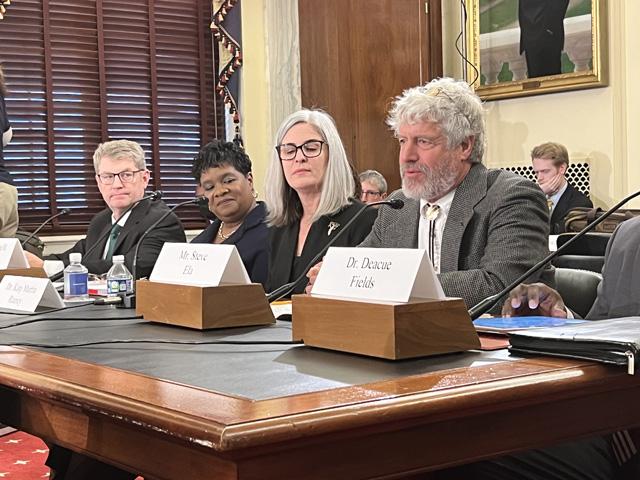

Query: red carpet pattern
[0,430,49,478]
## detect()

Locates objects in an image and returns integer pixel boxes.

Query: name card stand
[0,267,47,282]
[136,280,275,330]
[292,295,480,360]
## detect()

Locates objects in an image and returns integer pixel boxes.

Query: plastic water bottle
[106,255,133,296]
[63,252,90,301]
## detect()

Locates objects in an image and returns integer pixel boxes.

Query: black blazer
[48,199,186,278]
[519,0,570,54]
[267,200,377,295]
[550,183,593,234]
[191,202,269,287]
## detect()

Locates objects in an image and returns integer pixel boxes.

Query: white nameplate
[0,238,29,269]
[311,247,445,303]
[149,243,250,287]
[0,275,65,313]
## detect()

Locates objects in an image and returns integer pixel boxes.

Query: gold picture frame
[465,0,607,101]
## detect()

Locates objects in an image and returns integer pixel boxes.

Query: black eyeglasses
[275,140,325,161]
[361,190,383,198]
[97,170,145,185]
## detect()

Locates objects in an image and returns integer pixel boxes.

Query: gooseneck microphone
[113,196,201,309]
[266,198,405,303]
[21,208,72,248]
[468,189,640,320]
[49,191,162,282]
[131,196,203,284]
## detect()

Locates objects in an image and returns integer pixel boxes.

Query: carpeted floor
[0,430,144,479]
[0,430,50,478]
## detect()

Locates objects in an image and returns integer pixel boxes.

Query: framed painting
[464,0,607,100]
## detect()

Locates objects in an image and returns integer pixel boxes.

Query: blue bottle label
[107,278,132,295]
[67,272,88,296]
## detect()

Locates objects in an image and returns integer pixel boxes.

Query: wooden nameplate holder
[0,267,48,282]
[135,280,275,330]
[292,295,480,360]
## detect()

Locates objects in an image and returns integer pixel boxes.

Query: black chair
[554,267,602,318]
[15,229,45,258]
[551,232,611,273]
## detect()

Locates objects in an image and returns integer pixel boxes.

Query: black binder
[508,317,640,375]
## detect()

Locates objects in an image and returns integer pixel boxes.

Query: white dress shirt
[418,189,456,273]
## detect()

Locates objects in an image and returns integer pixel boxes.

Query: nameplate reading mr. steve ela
[311,247,444,303]
[149,243,250,287]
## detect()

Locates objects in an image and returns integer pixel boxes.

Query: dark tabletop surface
[0,304,511,400]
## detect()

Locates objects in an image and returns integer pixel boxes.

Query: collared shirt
[102,210,132,259]
[418,189,456,273]
[547,181,568,214]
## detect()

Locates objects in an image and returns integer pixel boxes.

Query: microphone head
[150,190,163,201]
[60,208,72,215]
[386,199,404,210]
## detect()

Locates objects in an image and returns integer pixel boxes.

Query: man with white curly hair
[309,78,616,479]
[356,77,552,309]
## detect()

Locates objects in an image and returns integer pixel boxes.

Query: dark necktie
[104,224,122,260]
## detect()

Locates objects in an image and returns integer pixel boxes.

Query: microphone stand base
[117,293,136,309]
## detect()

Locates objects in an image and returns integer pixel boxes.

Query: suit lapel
[441,164,488,273]
[88,216,113,262]
[303,214,331,257]
[551,184,572,225]
[390,195,420,248]
[112,200,150,255]
[277,222,298,284]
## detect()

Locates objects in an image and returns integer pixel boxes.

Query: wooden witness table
[0,305,640,479]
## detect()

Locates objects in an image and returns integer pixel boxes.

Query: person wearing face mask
[531,142,593,234]
[191,139,268,287]
[264,109,377,296]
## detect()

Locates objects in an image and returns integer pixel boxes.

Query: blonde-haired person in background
[264,108,377,295]
[0,64,18,237]
[531,141,593,234]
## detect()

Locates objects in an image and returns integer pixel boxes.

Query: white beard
[401,161,458,201]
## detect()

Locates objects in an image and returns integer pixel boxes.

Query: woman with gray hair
[265,109,376,295]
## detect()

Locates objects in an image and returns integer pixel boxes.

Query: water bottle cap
[113,255,125,263]
[69,252,82,263]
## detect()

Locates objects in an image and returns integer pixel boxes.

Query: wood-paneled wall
[299,0,442,192]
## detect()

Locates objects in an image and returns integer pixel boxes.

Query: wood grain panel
[3,341,640,479]
[299,0,443,192]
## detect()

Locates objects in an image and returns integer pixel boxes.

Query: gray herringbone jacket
[360,163,552,309]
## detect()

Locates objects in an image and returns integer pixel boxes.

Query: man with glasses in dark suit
[27,140,185,479]
[25,139,185,279]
